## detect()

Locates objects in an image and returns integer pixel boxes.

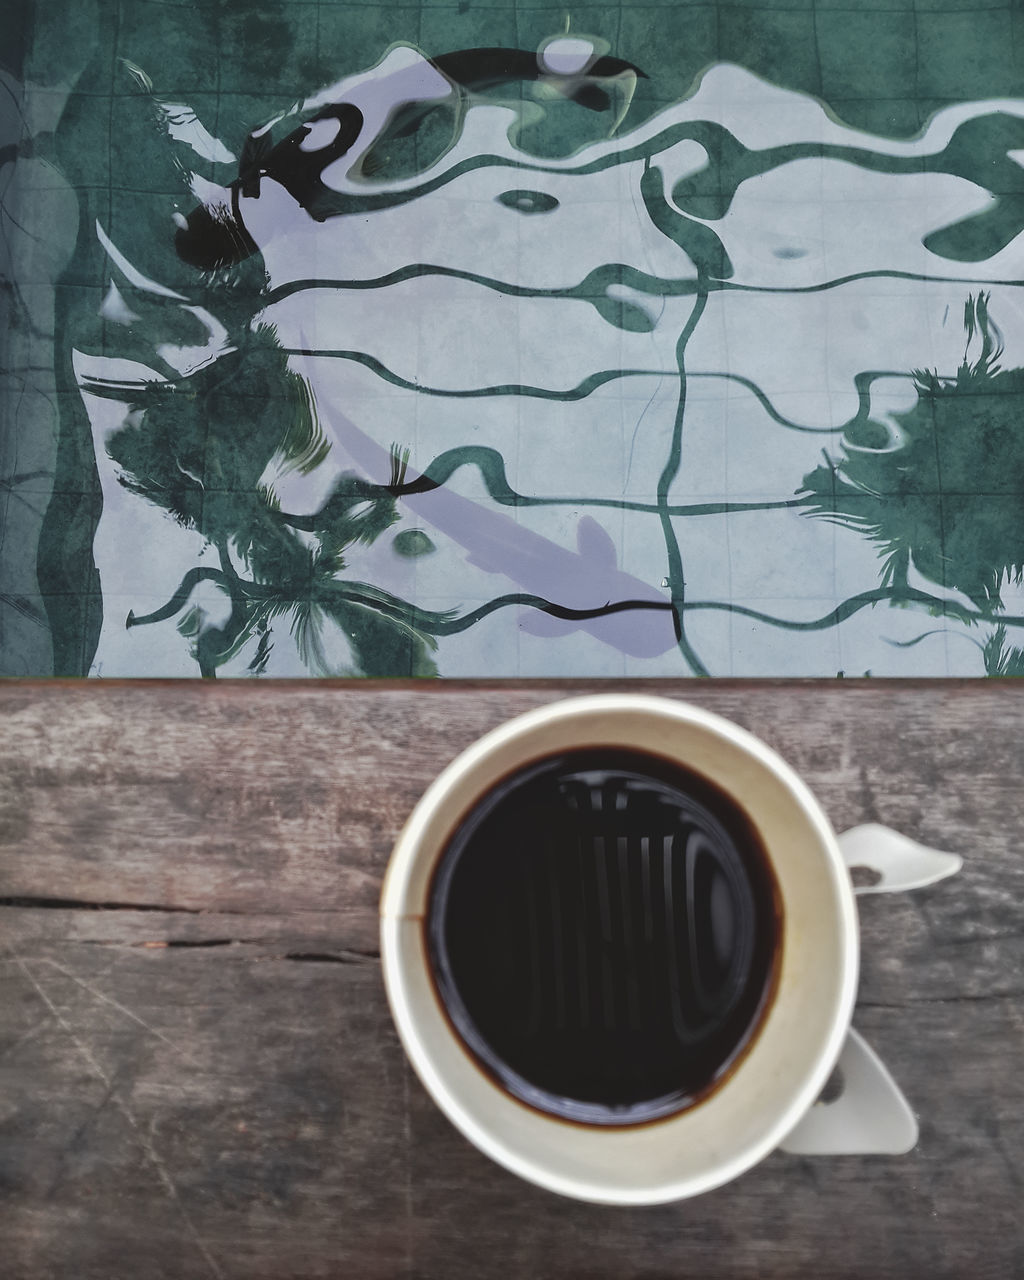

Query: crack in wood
[283,950,380,964]
[0,898,365,918]
[49,938,384,961]
[0,895,202,913]
[164,938,235,948]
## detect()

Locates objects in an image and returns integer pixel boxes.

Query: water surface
[3,4,1024,677]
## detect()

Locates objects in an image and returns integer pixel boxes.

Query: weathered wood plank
[1,680,1022,1278]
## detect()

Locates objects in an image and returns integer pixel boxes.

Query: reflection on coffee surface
[427,749,780,1124]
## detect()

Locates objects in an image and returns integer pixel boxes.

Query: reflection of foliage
[801,295,1024,612]
[983,625,1024,676]
[104,326,441,676]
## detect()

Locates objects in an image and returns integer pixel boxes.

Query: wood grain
[1,680,1022,1278]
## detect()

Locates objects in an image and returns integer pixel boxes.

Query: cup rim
[380,694,859,1203]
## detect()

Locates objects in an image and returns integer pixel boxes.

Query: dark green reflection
[801,295,1024,614]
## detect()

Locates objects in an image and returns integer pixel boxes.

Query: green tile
[721,0,814,9]
[916,10,1016,99]
[618,5,718,96]
[913,0,1013,12]
[512,7,621,44]
[814,0,913,10]
[419,0,518,9]
[718,7,822,97]
[419,8,520,55]
[117,1,220,95]
[316,5,424,73]
[816,10,917,101]
[217,1,319,94]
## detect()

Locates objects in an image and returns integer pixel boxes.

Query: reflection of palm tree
[103,327,443,676]
[800,295,1024,613]
[983,625,1024,676]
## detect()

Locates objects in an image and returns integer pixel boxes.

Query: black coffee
[426,748,780,1125]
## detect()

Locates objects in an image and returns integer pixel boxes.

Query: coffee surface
[427,748,780,1125]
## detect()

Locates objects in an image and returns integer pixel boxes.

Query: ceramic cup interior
[380,694,859,1204]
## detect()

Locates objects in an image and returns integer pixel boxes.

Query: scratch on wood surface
[11,955,227,1280]
[46,1066,129,1201]
[37,957,200,1062]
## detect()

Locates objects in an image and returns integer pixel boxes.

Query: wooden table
[2,681,1021,1278]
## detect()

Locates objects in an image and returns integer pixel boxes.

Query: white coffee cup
[380,695,869,1204]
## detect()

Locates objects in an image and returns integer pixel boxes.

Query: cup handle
[779,1027,918,1156]
[780,824,962,1156]
[837,823,962,895]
